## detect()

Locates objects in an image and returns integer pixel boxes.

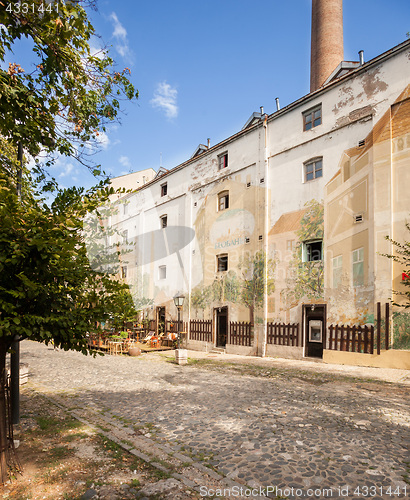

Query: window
[123,202,128,216]
[218,152,228,170]
[286,240,295,252]
[159,265,167,280]
[218,191,229,211]
[304,158,323,182]
[161,183,167,197]
[352,248,364,286]
[332,255,343,288]
[302,240,323,262]
[217,254,228,272]
[160,214,167,228]
[121,266,127,279]
[303,105,322,131]
[122,230,128,244]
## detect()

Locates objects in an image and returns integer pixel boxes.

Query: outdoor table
[109,341,123,355]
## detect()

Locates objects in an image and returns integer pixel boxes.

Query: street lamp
[173,292,185,349]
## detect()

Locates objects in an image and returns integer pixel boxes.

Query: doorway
[157,307,166,336]
[215,307,228,347]
[303,304,326,358]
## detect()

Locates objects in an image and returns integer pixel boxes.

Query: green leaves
[0,0,138,170]
[0,172,135,351]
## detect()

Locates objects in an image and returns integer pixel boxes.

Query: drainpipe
[262,112,269,357]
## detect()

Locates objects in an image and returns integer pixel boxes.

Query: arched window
[218,191,229,211]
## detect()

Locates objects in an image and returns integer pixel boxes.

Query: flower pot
[128,346,141,357]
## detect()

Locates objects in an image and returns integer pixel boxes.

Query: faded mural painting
[86,42,410,359]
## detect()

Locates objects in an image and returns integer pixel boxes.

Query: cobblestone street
[21,341,410,499]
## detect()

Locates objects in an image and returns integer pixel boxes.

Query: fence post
[385,303,389,350]
[352,325,356,353]
[376,302,381,355]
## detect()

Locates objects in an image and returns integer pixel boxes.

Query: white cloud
[89,44,107,60]
[119,155,131,168]
[109,12,132,60]
[150,81,178,119]
[59,162,75,178]
[96,130,110,150]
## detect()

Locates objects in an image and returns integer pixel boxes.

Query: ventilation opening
[259,235,263,241]
[246,182,251,188]
[260,178,265,184]
[245,237,250,244]
[358,139,366,147]
[354,214,364,223]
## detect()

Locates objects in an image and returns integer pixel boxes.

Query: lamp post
[173,292,186,364]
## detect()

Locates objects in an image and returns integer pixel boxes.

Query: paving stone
[22,341,410,497]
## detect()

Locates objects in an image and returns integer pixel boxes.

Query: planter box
[175,349,188,365]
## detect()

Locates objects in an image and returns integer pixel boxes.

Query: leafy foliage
[0,174,133,352]
[392,311,410,350]
[0,0,138,173]
[284,200,324,305]
[238,250,275,323]
[383,221,410,309]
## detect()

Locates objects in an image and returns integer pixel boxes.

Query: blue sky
[6,0,410,189]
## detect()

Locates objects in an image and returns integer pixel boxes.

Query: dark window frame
[302,240,323,262]
[218,190,229,211]
[303,105,322,131]
[217,254,228,272]
[160,214,168,228]
[161,182,168,197]
[218,152,228,170]
[304,157,323,182]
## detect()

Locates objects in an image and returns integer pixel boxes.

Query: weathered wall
[95,41,410,355]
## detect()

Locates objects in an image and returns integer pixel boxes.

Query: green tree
[383,221,410,309]
[190,285,211,317]
[238,250,275,324]
[285,200,324,306]
[0,0,138,482]
[108,288,139,331]
[0,175,135,479]
[0,0,137,173]
[383,221,410,349]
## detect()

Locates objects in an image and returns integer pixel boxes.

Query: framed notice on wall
[309,320,322,343]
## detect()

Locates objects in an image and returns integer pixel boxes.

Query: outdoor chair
[140,331,155,344]
[150,335,159,348]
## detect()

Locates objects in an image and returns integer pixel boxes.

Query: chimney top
[310,0,344,92]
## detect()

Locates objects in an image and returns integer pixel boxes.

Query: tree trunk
[0,338,10,485]
[249,305,254,325]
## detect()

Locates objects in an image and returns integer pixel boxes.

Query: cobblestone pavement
[21,341,409,499]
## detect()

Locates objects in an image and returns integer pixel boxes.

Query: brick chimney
[310,0,344,92]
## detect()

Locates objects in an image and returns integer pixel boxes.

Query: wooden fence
[166,320,188,334]
[328,324,374,353]
[327,303,390,355]
[267,322,300,346]
[229,321,253,346]
[189,320,213,342]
